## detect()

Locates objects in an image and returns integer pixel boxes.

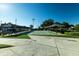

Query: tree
[55,22,61,25]
[62,22,71,29]
[57,21,73,33]
[74,24,79,31]
[40,19,54,29]
[29,25,33,29]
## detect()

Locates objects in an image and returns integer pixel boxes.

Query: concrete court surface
[30,35,79,56]
[0,35,79,56]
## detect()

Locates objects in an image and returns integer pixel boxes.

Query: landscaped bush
[65,32,79,36]
[59,29,69,34]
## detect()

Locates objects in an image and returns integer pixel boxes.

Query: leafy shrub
[65,32,79,36]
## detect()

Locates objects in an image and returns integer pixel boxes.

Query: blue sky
[0,3,79,27]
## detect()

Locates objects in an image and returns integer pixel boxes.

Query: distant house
[0,23,30,34]
[47,24,65,31]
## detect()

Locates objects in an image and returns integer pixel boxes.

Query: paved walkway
[0,35,79,56]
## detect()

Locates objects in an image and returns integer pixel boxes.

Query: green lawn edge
[0,44,13,49]
[0,34,31,39]
[31,34,79,38]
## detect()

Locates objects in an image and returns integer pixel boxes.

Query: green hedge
[65,32,79,36]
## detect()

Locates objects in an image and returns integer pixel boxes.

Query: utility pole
[15,18,17,33]
[0,20,2,25]
[38,19,39,28]
[32,18,35,28]
[15,18,17,25]
[0,20,3,36]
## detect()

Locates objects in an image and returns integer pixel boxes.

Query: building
[0,23,30,34]
[47,24,65,31]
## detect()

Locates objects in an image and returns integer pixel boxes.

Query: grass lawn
[1,34,30,39]
[31,31,57,36]
[0,44,13,49]
[31,31,79,38]
[51,35,79,38]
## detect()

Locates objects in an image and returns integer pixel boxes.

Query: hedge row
[65,32,79,36]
